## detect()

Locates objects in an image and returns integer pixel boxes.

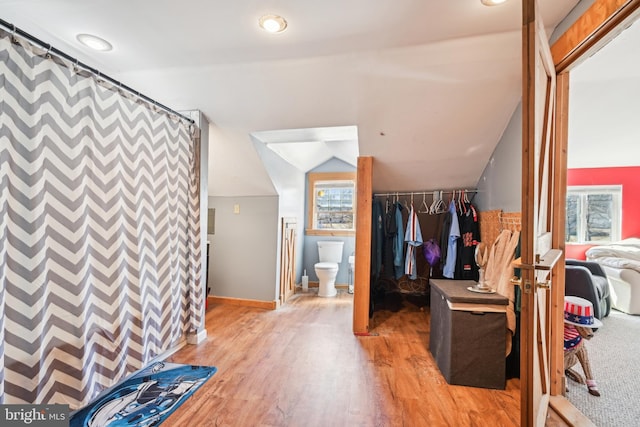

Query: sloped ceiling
[252,126,359,172]
[1,0,579,195]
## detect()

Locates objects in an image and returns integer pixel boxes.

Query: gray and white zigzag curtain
[0,29,202,408]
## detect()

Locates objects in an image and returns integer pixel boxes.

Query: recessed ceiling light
[481,0,509,5]
[259,14,288,33]
[76,33,113,51]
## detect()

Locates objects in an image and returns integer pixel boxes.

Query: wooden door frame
[548,0,640,423]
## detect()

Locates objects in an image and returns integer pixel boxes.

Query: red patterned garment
[564,324,582,351]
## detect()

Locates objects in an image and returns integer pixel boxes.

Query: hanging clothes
[393,202,405,279]
[456,202,481,280]
[439,207,452,273]
[443,200,460,279]
[382,199,396,278]
[485,229,521,356]
[404,205,423,280]
[371,198,384,279]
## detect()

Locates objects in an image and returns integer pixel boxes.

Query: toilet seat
[315,262,338,270]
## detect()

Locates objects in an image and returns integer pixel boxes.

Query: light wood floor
[163,290,533,426]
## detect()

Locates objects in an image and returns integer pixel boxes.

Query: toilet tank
[317,241,344,263]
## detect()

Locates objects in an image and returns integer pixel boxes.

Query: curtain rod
[0,18,194,125]
[373,189,478,197]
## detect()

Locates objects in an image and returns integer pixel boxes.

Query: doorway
[562,15,640,426]
[550,0,640,425]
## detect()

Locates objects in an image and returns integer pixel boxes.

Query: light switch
[233,204,240,214]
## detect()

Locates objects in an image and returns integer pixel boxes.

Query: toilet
[315,241,344,297]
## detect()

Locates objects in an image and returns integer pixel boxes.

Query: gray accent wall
[303,158,356,286]
[207,195,279,302]
[475,103,522,212]
[304,236,356,286]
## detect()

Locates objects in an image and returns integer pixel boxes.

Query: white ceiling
[1,0,580,195]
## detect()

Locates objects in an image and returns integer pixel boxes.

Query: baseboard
[207,295,277,310]
[150,339,187,363]
[304,282,349,289]
[187,328,208,345]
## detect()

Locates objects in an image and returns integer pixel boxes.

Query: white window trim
[566,185,622,244]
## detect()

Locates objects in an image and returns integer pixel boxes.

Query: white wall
[568,77,640,168]
[207,195,279,302]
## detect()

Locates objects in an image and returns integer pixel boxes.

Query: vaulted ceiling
[1,0,580,195]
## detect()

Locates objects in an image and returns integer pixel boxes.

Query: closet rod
[373,189,478,197]
[0,18,194,125]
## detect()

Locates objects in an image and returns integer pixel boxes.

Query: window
[566,186,622,244]
[307,172,356,236]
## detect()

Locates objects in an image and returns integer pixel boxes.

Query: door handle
[511,276,550,290]
[536,280,550,290]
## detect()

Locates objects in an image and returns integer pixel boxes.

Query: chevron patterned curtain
[0,30,202,408]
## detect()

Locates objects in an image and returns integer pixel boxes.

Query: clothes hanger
[460,190,467,214]
[420,192,429,214]
[436,190,446,214]
[429,190,438,215]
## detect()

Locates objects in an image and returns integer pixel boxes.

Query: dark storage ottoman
[429,279,508,390]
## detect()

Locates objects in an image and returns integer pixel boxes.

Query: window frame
[565,185,622,244]
[306,172,356,236]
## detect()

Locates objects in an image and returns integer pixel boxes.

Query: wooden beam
[353,156,373,335]
[551,0,640,72]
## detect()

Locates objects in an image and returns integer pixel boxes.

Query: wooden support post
[353,156,373,335]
